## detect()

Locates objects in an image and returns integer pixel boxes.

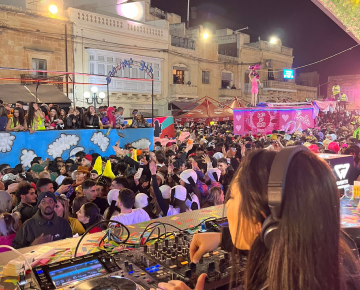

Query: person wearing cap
[12,191,72,249]
[150,161,190,216]
[104,189,121,220]
[111,189,150,226]
[179,169,201,210]
[72,166,89,187]
[206,168,224,192]
[134,192,157,219]
[90,170,99,180]
[30,164,44,179]
[81,154,93,169]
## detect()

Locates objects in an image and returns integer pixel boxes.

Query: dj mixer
[28,219,246,290]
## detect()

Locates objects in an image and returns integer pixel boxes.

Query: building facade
[327,74,360,109]
[0,4,73,104]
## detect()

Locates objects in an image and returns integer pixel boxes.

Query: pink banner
[233,106,315,135]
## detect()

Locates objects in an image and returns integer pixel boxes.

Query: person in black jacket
[12,182,38,224]
[84,106,100,129]
[13,191,72,249]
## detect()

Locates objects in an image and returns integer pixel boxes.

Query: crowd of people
[2,102,360,289]
[0,100,151,132]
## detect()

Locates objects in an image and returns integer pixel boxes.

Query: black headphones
[260,146,310,248]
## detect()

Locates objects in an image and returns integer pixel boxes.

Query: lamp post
[84,86,105,111]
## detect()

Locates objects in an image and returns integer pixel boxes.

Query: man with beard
[12,192,72,249]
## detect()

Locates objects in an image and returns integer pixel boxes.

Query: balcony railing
[20,74,64,91]
[218,54,238,63]
[171,36,196,50]
[219,88,242,97]
[149,7,168,20]
[262,80,296,91]
[170,84,197,96]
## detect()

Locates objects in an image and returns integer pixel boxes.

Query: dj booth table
[0,205,226,290]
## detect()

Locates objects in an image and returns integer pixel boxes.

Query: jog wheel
[73,277,145,290]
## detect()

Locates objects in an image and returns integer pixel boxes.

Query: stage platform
[0,200,359,289]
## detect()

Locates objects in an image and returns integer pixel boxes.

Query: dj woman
[154,149,360,290]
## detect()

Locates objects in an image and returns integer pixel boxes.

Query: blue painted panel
[0,128,154,168]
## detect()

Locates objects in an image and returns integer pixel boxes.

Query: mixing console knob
[156,252,160,259]
[162,246,167,253]
[128,264,133,272]
[160,254,165,262]
[185,269,192,278]
[183,236,188,241]
[199,257,204,264]
[177,246,182,253]
[152,250,156,257]
[224,252,230,260]
[170,273,177,280]
[190,262,196,272]
[155,242,159,251]
[173,243,177,249]
[175,236,179,244]
[124,261,129,268]
[208,262,215,273]
[165,239,169,247]
[143,245,148,253]
[167,249,172,257]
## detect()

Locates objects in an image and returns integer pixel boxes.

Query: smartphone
[135,168,143,180]
[187,139,193,145]
[66,186,74,198]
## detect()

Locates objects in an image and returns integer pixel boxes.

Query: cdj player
[27,221,245,290]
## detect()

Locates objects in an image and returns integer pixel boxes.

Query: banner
[0,128,154,168]
[233,106,315,135]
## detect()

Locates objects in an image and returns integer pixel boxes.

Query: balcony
[171,36,196,50]
[219,88,242,97]
[20,74,64,91]
[170,84,197,97]
[218,54,238,64]
[149,7,168,20]
[262,80,296,92]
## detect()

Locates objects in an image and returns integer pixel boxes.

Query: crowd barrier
[0,128,154,168]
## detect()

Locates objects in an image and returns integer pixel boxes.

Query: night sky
[152,0,360,95]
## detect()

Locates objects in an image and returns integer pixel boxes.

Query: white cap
[207,168,221,182]
[56,175,66,186]
[107,189,119,206]
[180,169,198,184]
[172,185,187,201]
[213,152,224,160]
[160,185,171,199]
[134,193,149,208]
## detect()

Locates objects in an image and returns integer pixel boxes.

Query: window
[268,69,274,80]
[107,57,113,63]
[221,72,232,88]
[98,64,105,75]
[89,55,95,60]
[32,58,47,78]
[202,71,210,84]
[173,70,185,84]
[107,65,113,75]
[131,68,137,78]
[89,63,95,75]
[98,56,105,61]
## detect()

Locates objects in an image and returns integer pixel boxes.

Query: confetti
[171,216,180,220]
[185,219,193,222]
[4,279,18,286]
[176,221,182,225]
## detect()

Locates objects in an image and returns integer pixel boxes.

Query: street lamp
[270,37,278,44]
[84,86,105,110]
[203,32,210,40]
[49,4,58,14]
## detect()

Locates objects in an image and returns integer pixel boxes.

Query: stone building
[327,74,360,109]
[0,4,73,104]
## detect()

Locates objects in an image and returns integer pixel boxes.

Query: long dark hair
[48,108,58,123]
[27,102,37,126]
[230,150,360,290]
[82,202,105,230]
[76,107,85,128]
[172,198,188,213]
[0,105,7,117]
[12,107,25,126]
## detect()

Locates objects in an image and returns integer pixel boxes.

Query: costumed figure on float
[249,64,261,106]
